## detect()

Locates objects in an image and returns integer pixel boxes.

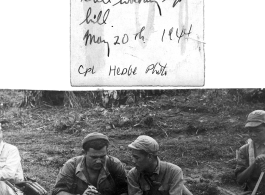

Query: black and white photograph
[1,0,265,195]
[1,89,265,195]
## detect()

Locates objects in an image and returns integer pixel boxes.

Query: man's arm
[235,144,251,185]
[168,167,184,195]
[108,157,128,195]
[52,158,77,195]
[237,154,265,184]
[236,162,256,184]
[57,192,77,195]
[127,169,143,195]
[0,146,21,180]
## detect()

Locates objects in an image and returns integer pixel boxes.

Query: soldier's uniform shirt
[235,142,265,193]
[52,155,127,195]
[127,158,183,195]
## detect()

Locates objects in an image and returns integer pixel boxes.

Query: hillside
[1,89,264,195]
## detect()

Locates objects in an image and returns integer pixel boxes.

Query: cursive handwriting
[146,62,167,76]
[109,65,137,76]
[83,30,110,57]
[80,7,110,25]
[112,0,162,16]
[81,0,111,4]
[135,26,145,42]
[78,65,96,76]
[172,0,181,7]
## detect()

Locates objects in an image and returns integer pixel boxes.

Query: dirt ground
[0,89,263,195]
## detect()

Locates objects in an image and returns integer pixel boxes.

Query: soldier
[52,132,128,195]
[127,135,192,195]
[236,110,265,194]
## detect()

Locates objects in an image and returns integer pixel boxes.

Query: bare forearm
[57,191,77,195]
[237,163,256,184]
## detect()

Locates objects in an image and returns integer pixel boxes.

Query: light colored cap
[245,110,265,128]
[128,135,159,155]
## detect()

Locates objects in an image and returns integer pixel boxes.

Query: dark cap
[128,135,159,155]
[245,110,265,128]
[82,132,109,149]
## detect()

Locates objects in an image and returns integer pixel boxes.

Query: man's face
[85,146,107,171]
[248,125,265,144]
[131,149,151,172]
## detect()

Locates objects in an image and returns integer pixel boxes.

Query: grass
[0,90,259,194]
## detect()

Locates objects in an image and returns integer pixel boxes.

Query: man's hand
[82,186,101,195]
[256,154,265,172]
[256,154,265,162]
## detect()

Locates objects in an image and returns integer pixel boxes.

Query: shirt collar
[75,156,88,183]
[153,157,161,175]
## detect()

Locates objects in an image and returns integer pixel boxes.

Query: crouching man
[0,124,24,195]
[52,132,128,195]
[127,135,192,195]
[236,110,265,195]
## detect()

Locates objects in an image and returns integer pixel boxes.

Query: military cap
[245,110,265,128]
[82,132,109,149]
[128,135,159,155]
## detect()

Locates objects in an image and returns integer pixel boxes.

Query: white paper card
[70,0,205,86]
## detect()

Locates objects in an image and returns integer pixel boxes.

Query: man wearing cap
[127,135,190,195]
[52,132,128,195]
[236,110,265,194]
[0,123,24,195]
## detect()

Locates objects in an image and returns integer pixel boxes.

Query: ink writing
[172,0,181,8]
[162,24,192,43]
[80,7,110,25]
[81,0,111,4]
[78,65,96,76]
[112,0,162,16]
[135,26,145,42]
[83,30,110,57]
[145,62,167,76]
[109,65,137,76]
[73,0,204,85]
[114,34,129,45]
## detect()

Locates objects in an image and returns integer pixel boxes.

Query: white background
[0,0,264,90]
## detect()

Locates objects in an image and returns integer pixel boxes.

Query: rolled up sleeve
[168,168,183,195]
[52,159,76,195]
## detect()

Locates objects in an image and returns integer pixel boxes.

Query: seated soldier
[127,135,192,195]
[0,123,24,195]
[236,110,265,195]
[52,132,128,195]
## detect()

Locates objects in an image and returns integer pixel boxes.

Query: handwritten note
[70,0,205,86]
